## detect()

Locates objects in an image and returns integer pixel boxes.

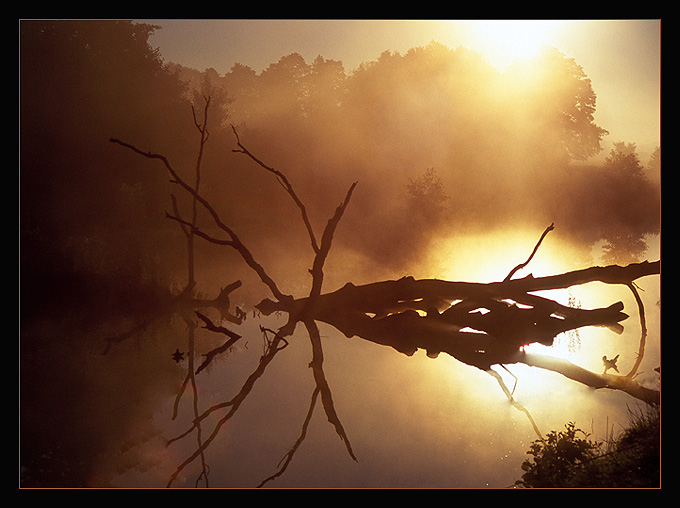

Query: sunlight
[466,20,565,71]
[424,229,587,391]
[520,341,572,360]
[428,228,576,284]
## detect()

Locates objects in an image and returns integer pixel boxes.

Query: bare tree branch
[166,327,291,487]
[624,281,648,379]
[304,319,357,462]
[486,368,545,441]
[257,261,660,319]
[114,119,362,487]
[504,222,554,282]
[111,105,363,488]
[171,317,211,486]
[309,182,358,300]
[186,96,210,288]
[257,387,321,488]
[231,128,360,471]
[169,97,213,486]
[110,137,291,304]
[521,353,659,405]
[193,311,243,375]
[231,124,321,254]
[256,259,659,406]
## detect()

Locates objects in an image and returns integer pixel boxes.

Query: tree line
[20,20,660,487]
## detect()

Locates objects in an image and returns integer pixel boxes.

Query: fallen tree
[256,259,659,405]
[110,99,660,487]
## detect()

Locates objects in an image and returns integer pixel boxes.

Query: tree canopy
[189,41,658,269]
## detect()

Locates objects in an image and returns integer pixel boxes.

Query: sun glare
[422,228,640,403]
[429,229,572,284]
[425,229,582,367]
[467,20,565,71]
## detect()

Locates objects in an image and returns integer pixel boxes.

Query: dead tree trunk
[256,260,660,404]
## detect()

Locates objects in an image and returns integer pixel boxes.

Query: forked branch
[165,328,290,487]
[231,128,359,475]
[109,137,290,304]
[113,121,360,488]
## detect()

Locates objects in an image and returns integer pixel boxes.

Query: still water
[21,234,660,488]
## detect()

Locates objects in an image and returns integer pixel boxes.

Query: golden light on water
[422,228,622,391]
[418,225,661,419]
[21,20,659,488]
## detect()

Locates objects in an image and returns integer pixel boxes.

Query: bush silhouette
[516,406,660,488]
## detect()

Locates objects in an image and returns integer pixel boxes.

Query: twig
[522,353,659,405]
[170,316,211,485]
[309,181,358,299]
[486,368,545,442]
[231,125,321,254]
[623,281,648,379]
[504,223,555,282]
[166,326,291,487]
[499,364,518,396]
[304,319,357,462]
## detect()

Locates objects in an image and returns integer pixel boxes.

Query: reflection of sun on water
[422,229,605,394]
[422,228,660,413]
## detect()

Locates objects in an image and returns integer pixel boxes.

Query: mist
[20,21,660,488]
[174,44,659,285]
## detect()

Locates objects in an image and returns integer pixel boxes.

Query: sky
[88,19,663,488]
[143,19,661,157]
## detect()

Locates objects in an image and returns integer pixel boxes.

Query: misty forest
[20,21,660,488]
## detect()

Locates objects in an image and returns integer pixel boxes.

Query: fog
[195,45,657,278]
[20,21,660,488]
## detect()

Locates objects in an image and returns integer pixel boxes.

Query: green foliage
[516,406,660,488]
[516,422,602,488]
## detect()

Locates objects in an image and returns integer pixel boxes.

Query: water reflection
[20,234,660,489]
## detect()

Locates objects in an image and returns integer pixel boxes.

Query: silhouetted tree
[599,142,660,264]
[404,167,450,226]
[20,20,199,289]
[20,20,213,488]
[504,47,608,161]
[195,41,658,271]
[648,146,661,175]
